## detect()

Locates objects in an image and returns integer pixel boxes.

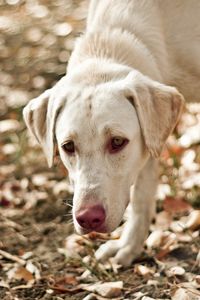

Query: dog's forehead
[56,85,138,142]
[67,84,133,119]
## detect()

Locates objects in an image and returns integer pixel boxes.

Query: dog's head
[23,70,184,234]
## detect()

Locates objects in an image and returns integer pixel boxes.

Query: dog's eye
[62,141,75,154]
[109,137,129,153]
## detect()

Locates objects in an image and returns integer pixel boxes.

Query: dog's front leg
[95,157,158,267]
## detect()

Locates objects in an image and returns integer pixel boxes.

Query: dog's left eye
[62,141,75,154]
[108,137,129,153]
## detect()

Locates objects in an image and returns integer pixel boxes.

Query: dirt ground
[0,1,200,299]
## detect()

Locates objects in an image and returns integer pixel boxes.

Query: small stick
[0,249,26,265]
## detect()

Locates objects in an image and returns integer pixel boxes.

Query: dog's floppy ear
[23,88,64,167]
[124,72,185,157]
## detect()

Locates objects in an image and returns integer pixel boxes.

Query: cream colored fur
[23,0,200,266]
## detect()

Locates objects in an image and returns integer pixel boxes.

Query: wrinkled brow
[59,131,78,145]
[101,125,129,138]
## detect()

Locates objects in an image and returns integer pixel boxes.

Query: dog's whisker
[63,213,73,217]
[65,202,73,208]
[67,220,74,225]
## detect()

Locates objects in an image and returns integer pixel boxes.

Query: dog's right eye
[62,141,75,154]
[108,136,129,154]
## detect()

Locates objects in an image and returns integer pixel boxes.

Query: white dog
[23,0,200,266]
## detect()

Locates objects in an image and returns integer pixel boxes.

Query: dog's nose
[76,205,106,231]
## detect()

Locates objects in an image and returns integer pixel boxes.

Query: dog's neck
[67,28,164,84]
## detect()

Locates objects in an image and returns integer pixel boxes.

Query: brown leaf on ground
[49,274,79,293]
[12,266,34,282]
[163,197,192,214]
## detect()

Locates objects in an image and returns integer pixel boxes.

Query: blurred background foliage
[0,1,200,299]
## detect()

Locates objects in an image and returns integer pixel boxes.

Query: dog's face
[55,83,148,233]
[23,70,184,234]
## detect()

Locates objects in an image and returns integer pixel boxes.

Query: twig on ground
[0,249,26,265]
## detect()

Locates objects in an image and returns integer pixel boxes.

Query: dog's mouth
[76,224,108,235]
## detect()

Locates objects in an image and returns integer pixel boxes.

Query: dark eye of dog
[62,141,75,154]
[109,137,129,153]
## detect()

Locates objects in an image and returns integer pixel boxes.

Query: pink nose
[76,205,106,231]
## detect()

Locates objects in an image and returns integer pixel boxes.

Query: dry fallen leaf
[170,220,186,233]
[82,293,123,300]
[195,275,200,284]
[82,281,123,298]
[171,288,190,300]
[156,232,178,260]
[146,230,163,249]
[53,180,73,196]
[171,284,200,300]
[80,269,93,281]
[26,261,41,280]
[156,183,171,200]
[53,23,73,36]
[163,197,192,214]
[13,266,34,282]
[171,210,200,232]
[185,210,200,230]
[51,274,78,292]
[196,250,200,266]
[176,232,193,243]
[63,233,90,257]
[82,294,96,300]
[135,265,154,277]
[167,266,185,277]
[181,150,198,171]
[179,124,200,148]
[147,280,159,287]
[0,280,10,289]
[154,210,172,230]
[141,297,156,300]
[0,119,21,133]
[182,173,200,189]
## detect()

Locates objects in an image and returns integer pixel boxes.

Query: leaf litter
[0,0,200,299]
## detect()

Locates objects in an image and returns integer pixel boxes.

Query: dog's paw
[95,240,142,267]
